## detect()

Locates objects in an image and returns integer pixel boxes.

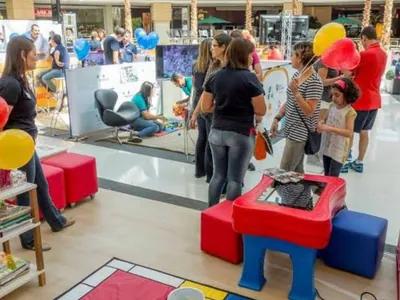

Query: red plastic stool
[200,201,243,264]
[42,152,98,206]
[42,164,67,218]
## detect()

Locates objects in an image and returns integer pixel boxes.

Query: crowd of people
[0,24,388,251]
[175,26,386,207]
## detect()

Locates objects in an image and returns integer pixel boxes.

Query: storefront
[34,5,105,38]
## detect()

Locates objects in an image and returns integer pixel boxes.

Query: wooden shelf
[0,222,39,244]
[0,265,45,298]
[0,183,37,202]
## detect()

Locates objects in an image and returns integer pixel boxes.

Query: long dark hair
[332,78,360,104]
[194,39,212,73]
[1,36,35,87]
[212,33,232,70]
[138,81,154,108]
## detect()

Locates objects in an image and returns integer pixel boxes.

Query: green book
[0,214,31,230]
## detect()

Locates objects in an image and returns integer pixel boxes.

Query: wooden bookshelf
[0,183,46,297]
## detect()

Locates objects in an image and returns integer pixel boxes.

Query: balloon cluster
[0,97,35,171]
[134,28,160,50]
[73,39,91,61]
[313,23,360,71]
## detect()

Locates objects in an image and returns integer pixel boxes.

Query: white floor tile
[57,284,92,300]
[82,266,116,287]
[107,259,135,272]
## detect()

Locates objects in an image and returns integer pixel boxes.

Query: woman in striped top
[270,42,323,173]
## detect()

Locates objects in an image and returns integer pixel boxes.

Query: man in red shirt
[343,26,387,173]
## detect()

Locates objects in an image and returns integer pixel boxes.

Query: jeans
[18,152,66,247]
[131,117,164,138]
[37,69,64,93]
[195,114,213,179]
[323,155,343,177]
[208,129,255,207]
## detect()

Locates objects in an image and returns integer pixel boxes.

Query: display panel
[156,45,199,79]
[257,180,326,211]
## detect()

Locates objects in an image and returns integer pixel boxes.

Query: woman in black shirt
[190,33,232,183]
[202,39,266,207]
[0,37,75,251]
[189,39,213,179]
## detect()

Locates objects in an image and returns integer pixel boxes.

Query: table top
[232,174,346,249]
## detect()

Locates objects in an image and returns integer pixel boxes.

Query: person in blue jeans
[131,82,166,138]
[202,38,266,207]
[37,34,69,92]
[0,37,75,251]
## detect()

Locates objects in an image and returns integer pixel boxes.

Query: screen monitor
[156,45,199,79]
[257,180,326,211]
[259,15,310,45]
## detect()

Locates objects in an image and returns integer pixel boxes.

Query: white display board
[66,62,160,137]
[260,60,296,132]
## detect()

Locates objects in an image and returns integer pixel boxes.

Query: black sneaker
[248,163,256,171]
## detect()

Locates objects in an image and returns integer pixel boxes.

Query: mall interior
[0,0,398,299]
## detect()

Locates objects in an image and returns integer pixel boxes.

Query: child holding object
[317,78,360,177]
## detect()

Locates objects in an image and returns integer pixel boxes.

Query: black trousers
[195,114,213,180]
[323,155,343,177]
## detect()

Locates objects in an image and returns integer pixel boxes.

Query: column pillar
[283,1,303,15]
[151,3,172,45]
[104,5,114,35]
[6,0,34,20]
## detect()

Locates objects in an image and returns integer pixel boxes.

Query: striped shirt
[284,72,323,142]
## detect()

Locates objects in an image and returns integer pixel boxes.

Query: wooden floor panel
[3,189,396,300]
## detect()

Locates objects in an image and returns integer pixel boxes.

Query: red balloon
[321,38,360,71]
[269,48,283,60]
[0,97,9,129]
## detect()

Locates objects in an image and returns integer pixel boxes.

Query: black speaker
[51,0,62,24]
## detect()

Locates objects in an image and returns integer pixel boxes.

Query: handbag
[294,104,321,155]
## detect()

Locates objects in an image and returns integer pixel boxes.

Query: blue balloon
[73,39,90,61]
[134,28,146,40]
[138,35,152,50]
[147,32,160,50]
[9,33,19,40]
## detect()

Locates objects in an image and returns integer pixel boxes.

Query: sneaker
[340,163,349,173]
[349,160,364,173]
[248,162,256,171]
[347,151,353,161]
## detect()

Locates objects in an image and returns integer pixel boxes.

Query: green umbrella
[331,17,360,27]
[198,16,231,25]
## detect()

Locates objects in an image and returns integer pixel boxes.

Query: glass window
[68,8,105,38]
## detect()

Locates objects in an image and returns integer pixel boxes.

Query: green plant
[386,69,395,80]
[131,17,142,33]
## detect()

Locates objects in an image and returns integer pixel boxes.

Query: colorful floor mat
[55,258,253,300]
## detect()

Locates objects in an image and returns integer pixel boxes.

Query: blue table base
[239,235,317,300]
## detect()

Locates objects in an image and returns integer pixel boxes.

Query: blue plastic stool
[239,234,317,300]
[319,210,388,278]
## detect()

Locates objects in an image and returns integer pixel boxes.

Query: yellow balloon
[313,23,346,56]
[0,129,35,170]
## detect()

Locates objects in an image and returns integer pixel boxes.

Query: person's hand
[317,120,327,133]
[176,100,186,105]
[158,115,167,122]
[270,119,279,137]
[289,77,299,94]
[189,113,198,129]
[255,115,263,126]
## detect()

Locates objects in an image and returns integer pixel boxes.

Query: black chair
[94,89,141,144]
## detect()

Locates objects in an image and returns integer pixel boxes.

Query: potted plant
[385,69,395,94]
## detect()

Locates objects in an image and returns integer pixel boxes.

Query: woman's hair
[91,31,99,40]
[225,38,255,69]
[1,36,35,87]
[97,28,106,39]
[139,81,154,108]
[194,38,212,73]
[212,33,232,69]
[332,78,360,104]
[230,29,243,39]
[293,41,317,66]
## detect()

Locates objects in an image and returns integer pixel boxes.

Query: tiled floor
[36,94,400,246]
[3,190,396,300]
